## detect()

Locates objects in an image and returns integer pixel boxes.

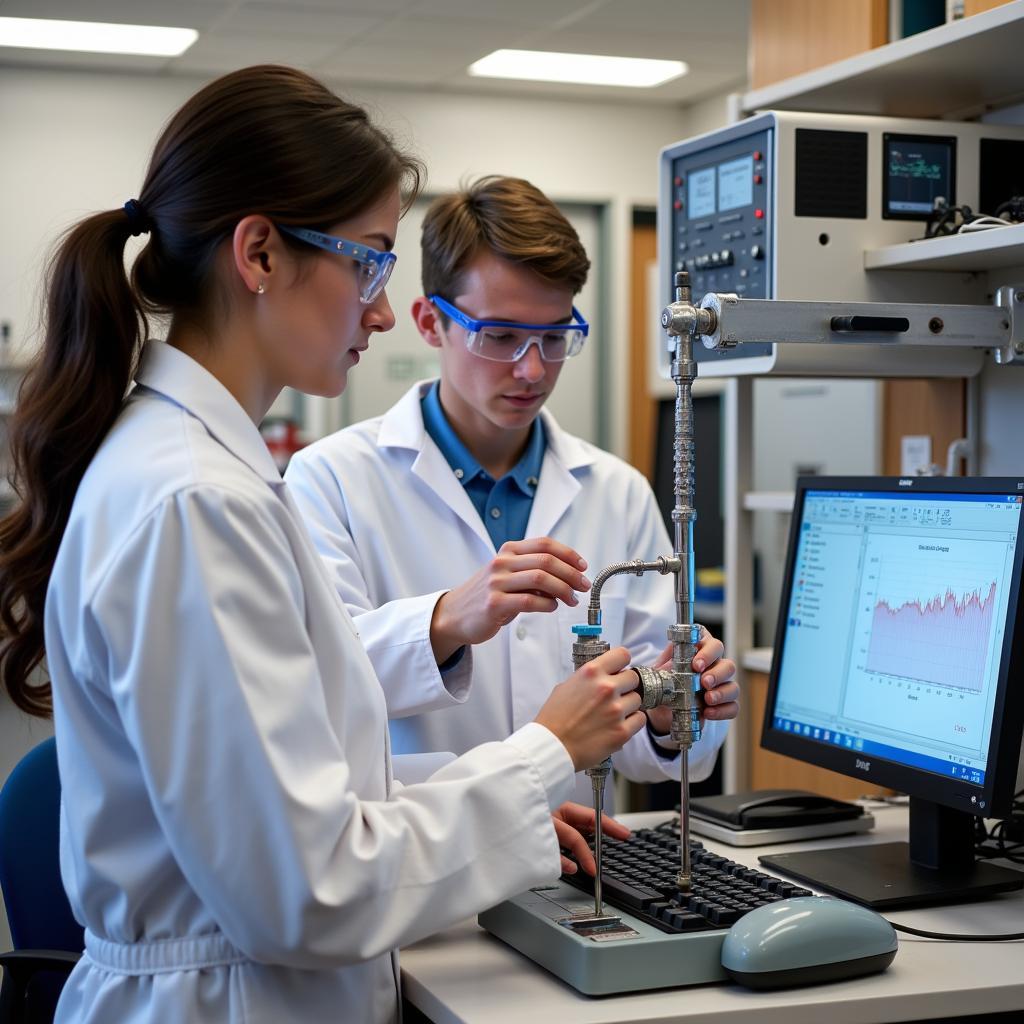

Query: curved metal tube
[586,557,679,626]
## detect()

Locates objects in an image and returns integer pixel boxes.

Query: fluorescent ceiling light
[0,17,197,57]
[469,49,687,88]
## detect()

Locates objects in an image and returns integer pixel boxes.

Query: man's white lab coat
[286,381,728,808]
[46,344,575,1024]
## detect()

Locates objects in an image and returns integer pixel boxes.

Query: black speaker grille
[980,138,1024,217]
[795,128,868,219]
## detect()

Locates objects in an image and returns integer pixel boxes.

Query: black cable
[994,196,1024,222]
[888,921,1024,941]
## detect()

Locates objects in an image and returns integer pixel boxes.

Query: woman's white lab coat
[285,381,728,809]
[45,343,575,1024]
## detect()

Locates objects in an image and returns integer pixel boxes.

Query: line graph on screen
[865,578,997,692]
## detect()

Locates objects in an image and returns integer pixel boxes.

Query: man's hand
[645,629,739,736]
[552,802,631,876]
[430,538,590,663]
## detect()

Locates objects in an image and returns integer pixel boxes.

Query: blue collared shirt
[421,381,546,548]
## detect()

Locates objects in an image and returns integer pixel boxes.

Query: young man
[285,175,738,808]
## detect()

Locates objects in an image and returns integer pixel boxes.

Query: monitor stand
[759,798,1024,910]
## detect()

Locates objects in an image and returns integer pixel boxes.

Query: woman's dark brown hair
[0,65,423,716]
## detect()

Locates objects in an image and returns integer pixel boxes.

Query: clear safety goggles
[278,225,396,304]
[429,294,589,363]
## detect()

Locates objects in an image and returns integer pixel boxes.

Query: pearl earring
[257,281,266,295]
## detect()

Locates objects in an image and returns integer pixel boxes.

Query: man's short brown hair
[421,175,591,302]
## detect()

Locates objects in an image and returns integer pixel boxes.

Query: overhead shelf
[743,491,794,512]
[742,647,773,674]
[864,223,1024,272]
[742,1,1024,118]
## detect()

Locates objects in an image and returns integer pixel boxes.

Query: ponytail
[0,209,144,716]
[0,64,422,718]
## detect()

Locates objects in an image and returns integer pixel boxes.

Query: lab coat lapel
[525,409,591,539]
[411,443,495,553]
[135,341,281,485]
[378,381,495,554]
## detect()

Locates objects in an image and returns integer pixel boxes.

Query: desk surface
[400,806,1024,1024]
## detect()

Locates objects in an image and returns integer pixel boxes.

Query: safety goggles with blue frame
[429,294,589,363]
[277,225,396,304]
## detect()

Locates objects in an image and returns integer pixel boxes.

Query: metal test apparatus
[479,110,1024,995]
[570,265,706,920]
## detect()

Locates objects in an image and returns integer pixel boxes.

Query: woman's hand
[534,646,646,770]
[552,801,631,875]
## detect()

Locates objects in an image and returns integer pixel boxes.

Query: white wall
[0,67,718,452]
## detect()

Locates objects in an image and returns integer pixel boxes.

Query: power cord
[923,196,1024,238]
[888,921,1024,941]
[885,787,1024,941]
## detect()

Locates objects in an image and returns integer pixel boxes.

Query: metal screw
[928,317,944,334]
[1015,342,1024,355]
[1015,290,1024,302]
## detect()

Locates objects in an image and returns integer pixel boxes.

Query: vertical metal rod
[680,756,691,883]
[670,271,699,892]
[592,775,605,916]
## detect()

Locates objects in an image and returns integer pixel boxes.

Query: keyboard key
[662,908,706,931]
[708,906,741,927]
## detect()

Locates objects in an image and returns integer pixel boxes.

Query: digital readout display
[688,166,716,219]
[718,155,754,212]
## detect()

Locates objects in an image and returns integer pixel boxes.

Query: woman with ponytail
[0,66,646,1023]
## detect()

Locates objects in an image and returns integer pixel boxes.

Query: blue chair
[0,737,83,1024]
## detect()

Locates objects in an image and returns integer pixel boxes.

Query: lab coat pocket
[556,594,628,677]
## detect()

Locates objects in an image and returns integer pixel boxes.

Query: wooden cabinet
[749,0,888,90]
[964,0,1015,14]
[747,671,895,801]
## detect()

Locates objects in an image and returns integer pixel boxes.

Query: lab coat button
[516,624,527,640]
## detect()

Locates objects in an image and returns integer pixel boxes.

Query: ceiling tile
[214,5,378,39]
[408,0,600,26]
[354,14,534,49]
[169,30,342,75]
[576,0,751,35]
[317,44,466,84]
[239,0,419,12]
[533,26,747,67]
[0,0,753,105]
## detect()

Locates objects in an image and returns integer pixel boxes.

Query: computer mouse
[721,896,897,989]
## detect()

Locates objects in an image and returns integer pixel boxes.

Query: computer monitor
[759,476,1024,909]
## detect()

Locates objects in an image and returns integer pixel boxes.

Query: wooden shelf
[742,647,773,673]
[742,490,794,512]
[742,1,1024,118]
[865,223,1024,272]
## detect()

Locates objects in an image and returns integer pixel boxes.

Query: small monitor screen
[772,487,1022,789]
[718,155,754,212]
[688,166,716,219]
[883,133,956,219]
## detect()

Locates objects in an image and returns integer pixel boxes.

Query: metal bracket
[994,286,1024,366]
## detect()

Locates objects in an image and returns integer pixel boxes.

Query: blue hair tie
[123,199,152,237]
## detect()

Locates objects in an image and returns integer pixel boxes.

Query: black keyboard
[562,818,812,934]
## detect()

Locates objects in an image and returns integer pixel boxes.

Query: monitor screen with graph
[759,476,1024,908]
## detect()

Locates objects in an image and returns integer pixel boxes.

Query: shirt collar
[134,341,282,484]
[421,381,545,494]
